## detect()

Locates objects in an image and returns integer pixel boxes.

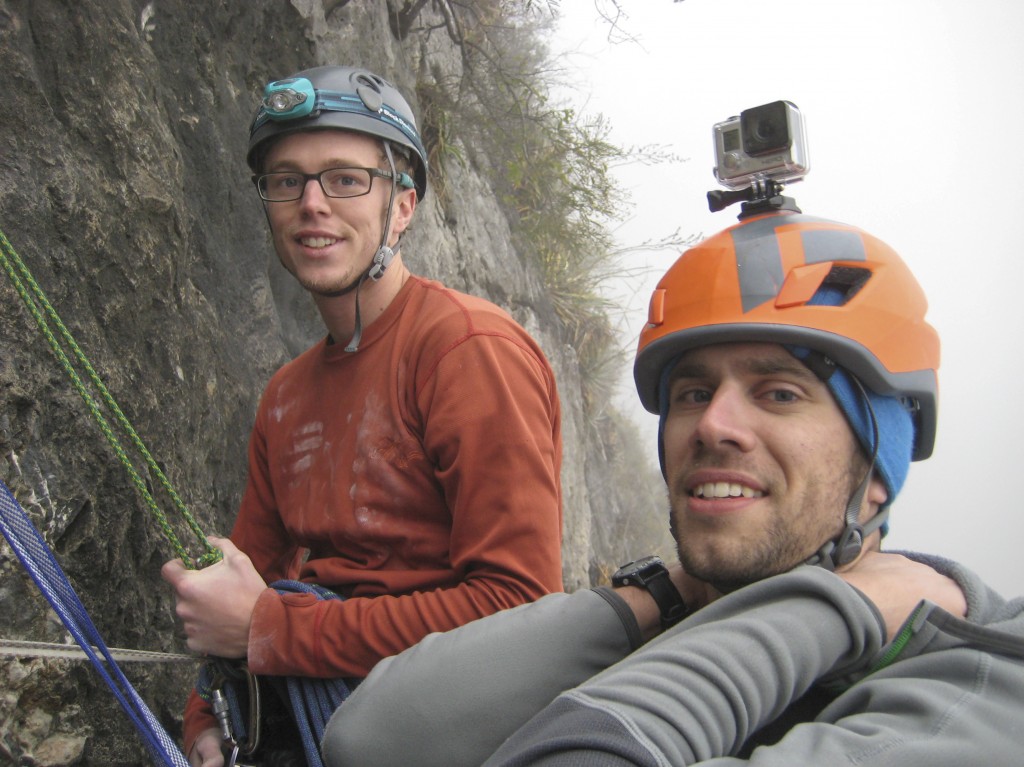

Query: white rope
[0,638,199,663]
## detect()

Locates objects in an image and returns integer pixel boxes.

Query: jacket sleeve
[481,567,894,766]
[320,588,642,767]
[485,639,1024,767]
[182,690,215,760]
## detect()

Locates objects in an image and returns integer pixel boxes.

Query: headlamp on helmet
[262,78,316,121]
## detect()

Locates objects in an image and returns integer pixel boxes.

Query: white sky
[554,0,1024,597]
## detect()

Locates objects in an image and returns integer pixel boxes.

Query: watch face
[613,556,664,584]
[637,555,662,569]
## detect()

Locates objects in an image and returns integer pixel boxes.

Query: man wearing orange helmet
[321,211,1024,766]
[159,66,564,767]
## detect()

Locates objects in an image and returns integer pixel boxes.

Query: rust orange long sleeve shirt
[183,275,563,751]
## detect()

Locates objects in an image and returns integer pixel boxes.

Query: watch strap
[643,568,689,629]
[613,556,689,629]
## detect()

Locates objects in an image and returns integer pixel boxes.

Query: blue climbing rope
[0,477,190,767]
[196,581,356,766]
[275,581,356,767]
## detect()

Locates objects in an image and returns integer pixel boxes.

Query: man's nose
[299,176,331,208]
[691,388,756,452]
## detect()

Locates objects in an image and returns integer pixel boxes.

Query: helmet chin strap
[344,141,402,352]
[802,356,885,572]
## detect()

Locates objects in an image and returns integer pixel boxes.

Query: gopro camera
[712,100,809,190]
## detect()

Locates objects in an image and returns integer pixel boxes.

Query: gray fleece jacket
[321,553,1024,766]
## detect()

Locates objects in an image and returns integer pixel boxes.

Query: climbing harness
[196,581,357,767]
[0,227,220,569]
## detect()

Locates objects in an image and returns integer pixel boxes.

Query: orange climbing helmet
[634,211,940,460]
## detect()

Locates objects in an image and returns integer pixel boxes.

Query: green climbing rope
[0,227,221,569]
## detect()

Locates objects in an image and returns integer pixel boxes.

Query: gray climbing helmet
[247,65,428,200]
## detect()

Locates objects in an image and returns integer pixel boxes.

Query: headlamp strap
[251,85,425,161]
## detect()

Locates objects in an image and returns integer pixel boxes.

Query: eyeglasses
[252,167,410,202]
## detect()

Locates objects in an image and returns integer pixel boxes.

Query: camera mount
[707,177,802,219]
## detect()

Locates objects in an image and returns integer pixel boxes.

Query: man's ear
[858,473,889,532]
[852,476,889,554]
[391,189,417,236]
[867,473,889,509]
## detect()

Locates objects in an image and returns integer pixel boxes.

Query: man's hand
[188,728,225,767]
[837,551,967,641]
[160,536,267,658]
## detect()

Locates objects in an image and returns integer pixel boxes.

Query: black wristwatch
[612,555,689,629]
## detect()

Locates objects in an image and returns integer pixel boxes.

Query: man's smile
[689,481,765,499]
[299,235,339,249]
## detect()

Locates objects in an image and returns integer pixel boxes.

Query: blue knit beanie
[788,349,914,511]
[793,285,915,524]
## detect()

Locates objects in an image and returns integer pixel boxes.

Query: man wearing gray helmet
[160,66,563,766]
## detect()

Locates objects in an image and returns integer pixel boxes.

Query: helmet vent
[815,265,871,306]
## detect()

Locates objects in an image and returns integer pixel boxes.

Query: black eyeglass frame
[251,166,412,202]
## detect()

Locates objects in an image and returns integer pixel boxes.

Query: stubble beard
[279,251,368,298]
[300,269,364,298]
[669,452,867,594]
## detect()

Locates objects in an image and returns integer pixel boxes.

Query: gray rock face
[0,1,664,761]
